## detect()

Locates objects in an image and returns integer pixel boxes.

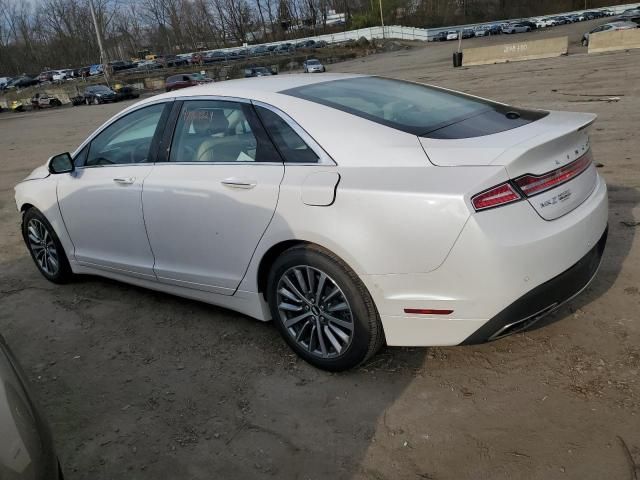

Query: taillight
[472,151,593,212]
[471,183,522,211]
[514,153,592,197]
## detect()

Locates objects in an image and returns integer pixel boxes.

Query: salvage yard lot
[1,21,639,480]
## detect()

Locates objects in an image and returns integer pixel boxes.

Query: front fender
[14,176,76,263]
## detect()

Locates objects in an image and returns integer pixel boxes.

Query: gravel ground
[0,20,639,480]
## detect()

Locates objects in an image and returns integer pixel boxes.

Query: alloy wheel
[26,219,59,276]
[276,266,354,359]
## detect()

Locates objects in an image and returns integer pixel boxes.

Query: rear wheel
[267,245,384,371]
[22,208,73,283]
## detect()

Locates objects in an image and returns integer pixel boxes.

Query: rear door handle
[221,178,257,189]
[113,177,135,185]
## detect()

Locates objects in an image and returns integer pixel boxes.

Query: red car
[165,73,213,92]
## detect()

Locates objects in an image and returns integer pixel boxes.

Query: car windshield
[255,67,269,73]
[190,73,206,80]
[92,86,112,93]
[283,76,547,138]
[307,60,320,65]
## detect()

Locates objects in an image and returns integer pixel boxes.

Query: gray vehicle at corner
[0,335,62,479]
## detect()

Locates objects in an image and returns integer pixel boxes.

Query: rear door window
[168,100,281,163]
[254,106,319,163]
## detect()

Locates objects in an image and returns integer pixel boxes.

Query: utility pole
[88,0,110,86]
[378,0,385,38]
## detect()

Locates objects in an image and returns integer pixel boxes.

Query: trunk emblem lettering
[540,189,571,208]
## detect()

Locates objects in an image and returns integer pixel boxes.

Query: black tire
[267,245,384,371]
[21,208,73,284]
[85,97,90,105]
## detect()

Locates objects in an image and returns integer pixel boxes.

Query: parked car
[31,93,63,109]
[114,84,141,101]
[250,45,270,56]
[517,20,537,30]
[274,43,294,54]
[0,76,12,89]
[446,30,459,40]
[52,69,73,82]
[502,23,531,34]
[83,85,116,104]
[303,59,325,73]
[315,40,328,48]
[582,21,637,46]
[461,28,475,39]
[37,70,55,83]
[108,60,136,72]
[15,74,608,371]
[5,76,38,89]
[434,31,448,41]
[157,55,189,68]
[0,335,63,479]
[165,73,213,92]
[244,66,273,77]
[295,40,316,49]
[616,8,640,21]
[203,51,227,63]
[89,64,103,76]
[135,60,161,70]
[473,26,490,37]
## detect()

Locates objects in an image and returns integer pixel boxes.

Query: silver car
[303,59,326,73]
[582,21,638,46]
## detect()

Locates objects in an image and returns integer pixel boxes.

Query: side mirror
[48,152,74,174]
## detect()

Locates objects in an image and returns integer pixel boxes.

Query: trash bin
[452,51,463,68]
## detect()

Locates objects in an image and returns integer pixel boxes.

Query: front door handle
[113,177,136,185]
[221,178,257,189]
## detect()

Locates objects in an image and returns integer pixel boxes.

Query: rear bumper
[361,172,608,346]
[461,226,607,344]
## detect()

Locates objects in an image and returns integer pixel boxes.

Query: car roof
[148,73,364,103]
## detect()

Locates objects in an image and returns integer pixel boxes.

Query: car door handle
[221,178,257,189]
[113,177,136,185]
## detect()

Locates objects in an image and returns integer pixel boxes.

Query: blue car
[89,64,103,76]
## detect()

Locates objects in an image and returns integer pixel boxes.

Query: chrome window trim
[251,99,336,166]
[72,98,175,168]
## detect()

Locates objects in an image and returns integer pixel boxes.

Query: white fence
[190,2,640,56]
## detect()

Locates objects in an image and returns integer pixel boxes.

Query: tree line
[0,0,631,74]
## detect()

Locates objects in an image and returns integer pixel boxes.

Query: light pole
[88,0,110,85]
[378,0,384,38]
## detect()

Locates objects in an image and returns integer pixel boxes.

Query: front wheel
[93,97,100,105]
[267,245,384,371]
[22,208,73,283]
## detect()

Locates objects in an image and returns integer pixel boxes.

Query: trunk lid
[419,110,598,220]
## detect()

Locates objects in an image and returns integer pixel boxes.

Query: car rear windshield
[282,76,548,139]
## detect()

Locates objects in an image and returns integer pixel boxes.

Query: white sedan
[15,74,608,371]
[502,23,532,34]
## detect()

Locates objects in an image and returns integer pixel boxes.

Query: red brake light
[515,153,592,197]
[471,183,522,211]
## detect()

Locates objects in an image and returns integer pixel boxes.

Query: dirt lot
[1,21,639,480]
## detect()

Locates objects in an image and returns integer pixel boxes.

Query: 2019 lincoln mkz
[15,74,608,370]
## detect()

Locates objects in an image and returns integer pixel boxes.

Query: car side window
[85,103,166,166]
[169,100,281,163]
[255,106,319,164]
